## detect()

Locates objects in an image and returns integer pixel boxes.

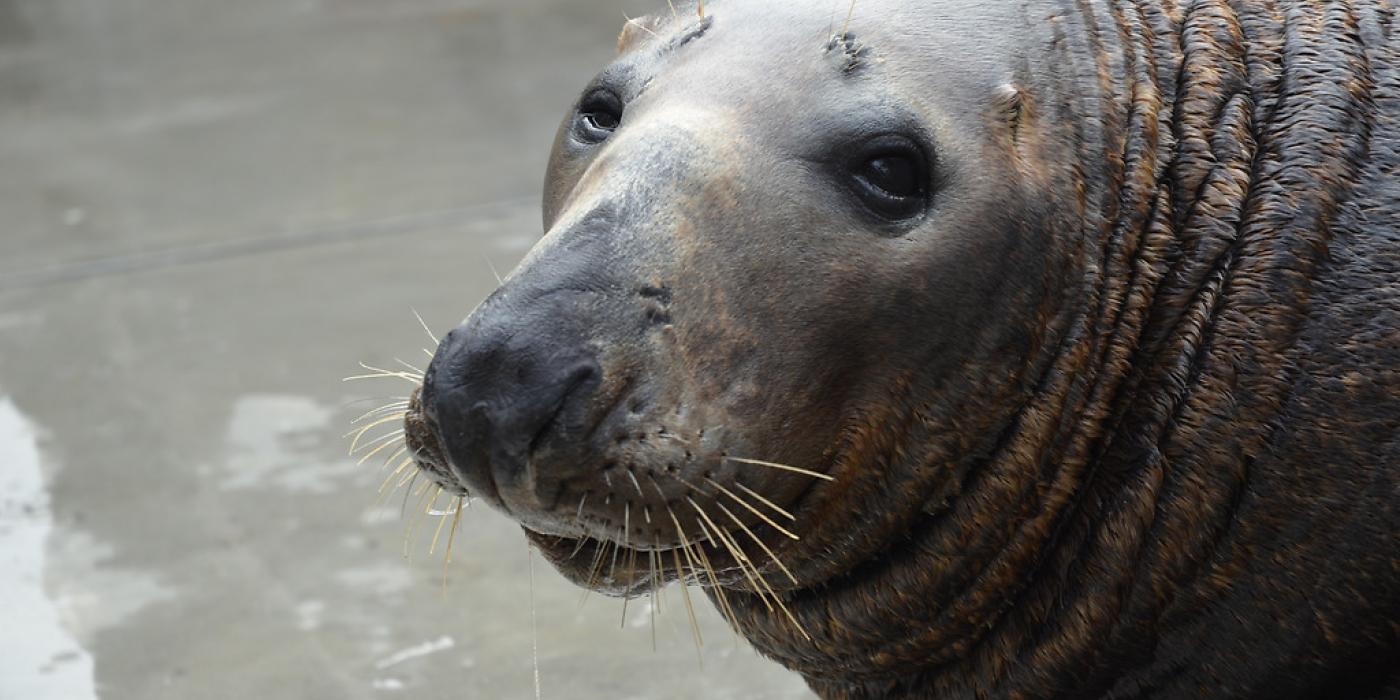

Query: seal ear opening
[617,14,664,54]
[994,83,1039,171]
[995,83,1031,149]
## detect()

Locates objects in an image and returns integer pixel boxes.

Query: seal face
[401,0,1400,697]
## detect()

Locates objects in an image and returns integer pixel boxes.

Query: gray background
[0,0,816,697]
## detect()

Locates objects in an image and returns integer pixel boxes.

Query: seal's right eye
[846,134,930,223]
[575,90,623,144]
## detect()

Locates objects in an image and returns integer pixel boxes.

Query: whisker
[714,502,800,586]
[687,527,741,635]
[350,426,404,453]
[621,11,660,39]
[704,477,800,540]
[394,357,426,376]
[484,256,504,285]
[349,361,424,380]
[666,471,715,498]
[568,535,590,563]
[626,469,646,499]
[672,546,704,663]
[689,501,773,613]
[735,482,796,521]
[345,414,407,452]
[620,546,637,629]
[361,361,423,379]
[410,307,439,345]
[371,457,416,508]
[379,445,409,471]
[341,395,411,411]
[350,401,409,425]
[668,508,703,591]
[607,526,623,583]
[656,432,693,446]
[442,495,464,593]
[705,506,811,641]
[403,485,440,559]
[727,456,834,481]
[399,473,419,518]
[429,499,453,556]
[341,371,415,383]
[527,544,542,700]
[357,434,407,467]
[579,537,610,609]
[668,509,706,658]
[343,367,422,384]
[648,550,659,651]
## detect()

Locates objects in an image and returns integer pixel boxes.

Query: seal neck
[726,0,1378,696]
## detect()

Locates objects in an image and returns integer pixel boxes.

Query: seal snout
[420,308,604,513]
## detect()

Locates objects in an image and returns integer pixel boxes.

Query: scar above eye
[824,32,870,75]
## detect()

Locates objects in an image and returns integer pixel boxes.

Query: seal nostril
[637,284,672,303]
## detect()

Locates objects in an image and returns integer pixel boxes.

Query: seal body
[403,1,1400,697]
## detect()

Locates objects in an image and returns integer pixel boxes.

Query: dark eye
[575,90,623,144]
[848,136,929,221]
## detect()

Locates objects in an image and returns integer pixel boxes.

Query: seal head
[403,0,1400,697]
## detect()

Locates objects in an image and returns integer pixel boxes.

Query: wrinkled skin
[402,0,1400,697]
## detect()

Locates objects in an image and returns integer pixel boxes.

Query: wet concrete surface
[0,1,816,697]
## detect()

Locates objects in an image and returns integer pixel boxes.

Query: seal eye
[575,90,623,144]
[860,157,918,198]
[848,136,929,221]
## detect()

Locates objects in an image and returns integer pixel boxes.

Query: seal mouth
[400,378,829,594]
[401,388,469,497]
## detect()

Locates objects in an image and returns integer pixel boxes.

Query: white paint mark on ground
[372,677,406,691]
[374,635,455,670]
[220,394,358,493]
[47,529,176,646]
[0,397,97,699]
[296,600,326,631]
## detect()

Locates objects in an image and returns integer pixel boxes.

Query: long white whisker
[411,307,439,345]
[727,456,834,481]
[704,477,800,540]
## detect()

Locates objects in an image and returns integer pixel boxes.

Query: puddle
[219,394,358,493]
[46,529,176,646]
[0,397,96,699]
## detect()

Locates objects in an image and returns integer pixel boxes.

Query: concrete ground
[0,0,815,697]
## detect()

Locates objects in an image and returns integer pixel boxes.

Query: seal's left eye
[576,90,623,144]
